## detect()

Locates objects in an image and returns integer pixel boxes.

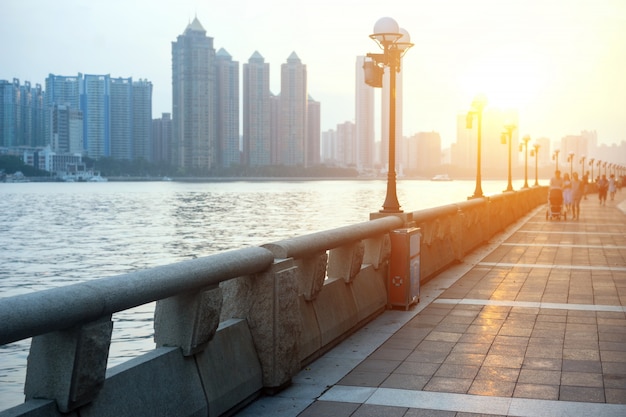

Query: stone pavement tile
[369,347,413,361]
[601,331,626,343]
[465,324,501,336]
[456,414,507,417]
[606,389,626,404]
[444,353,486,366]
[352,359,401,373]
[393,361,440,377]
[403,409,456,417]
[563,338,599,350]
[298,400,359,417]
[458,333,496,345]
[425,331,463,343]
[416,340,456,354]
[423,377,473,394]
[433,323,471,334]
[380,373,430,391]
[518,369,561,385]
[483,354,523,368]
[563,348,600,361]
[513,383,559,400]
[476,366,520,382]
[561,372,604,388]
[492,335,528,346]
[488,343,526,357]
[559,386,605,403]
[468,379,516,397]
[525,344,563,359]
[451,342,491,355]
[604,372,626,389]
[405,350,449,364]
[600,351,626,363]
[562,359,602,373]
[338,370,389,387]
[600,341,626,352]
[434,364,480,380]
[522,357,562,371]
[351,404,407,417]
[498,325,533,337]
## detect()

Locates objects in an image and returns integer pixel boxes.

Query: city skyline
[2,0,625,148]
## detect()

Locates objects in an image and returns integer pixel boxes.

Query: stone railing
[0,186,547,417]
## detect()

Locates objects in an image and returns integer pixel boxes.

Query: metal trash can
[388,227,421,310]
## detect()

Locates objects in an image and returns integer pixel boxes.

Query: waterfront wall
[0,187,547,417]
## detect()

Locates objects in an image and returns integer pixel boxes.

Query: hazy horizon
[2,0,625,148]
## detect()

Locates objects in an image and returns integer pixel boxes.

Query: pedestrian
[562,173,572,214]
[608,174,617,201]
[571,172,583,219]
[582,171,589,200]
[597,174,609,205]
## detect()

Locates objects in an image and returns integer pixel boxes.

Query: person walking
[597,174,609,206]
[571,172,583,219]
[608,174,617,201]
[562,173,572,214]
[582,171,589,200]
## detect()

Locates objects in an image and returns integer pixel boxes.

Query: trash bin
[388,227,421,310]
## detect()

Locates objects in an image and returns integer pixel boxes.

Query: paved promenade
[237,190,626,417]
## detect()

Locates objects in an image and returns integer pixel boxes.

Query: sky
[2,0,626,148]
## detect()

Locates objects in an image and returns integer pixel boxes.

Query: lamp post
[579,155,586,178]
[552,149,560,171]
[501,124,516,192]
[520,135,530,188]
[532,143,540,186]
[364,17,413,213]
[589,158,595,181]
[603,161,607,176]
[466,95,487,198]
[567,151,575,178]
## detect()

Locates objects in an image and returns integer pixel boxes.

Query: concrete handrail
[0,246,275,345]
[262,215,404,259]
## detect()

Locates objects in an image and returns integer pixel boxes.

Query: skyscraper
[215,48,240,167]
[152,113,172,164]
[307,96,320,166]
[109,77,132,160]
[80,74,110,158]
[279,52,307,166]
[355,56,376,171]
[171,17,216,172]
[133,79,153,162]
[0,79,44,148]
[243,51,271,166]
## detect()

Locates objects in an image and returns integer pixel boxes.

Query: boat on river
[431,174,453,181]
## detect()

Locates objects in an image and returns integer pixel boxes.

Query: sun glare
[459,48,545,111]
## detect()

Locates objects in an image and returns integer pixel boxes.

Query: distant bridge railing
[0,186,547,417]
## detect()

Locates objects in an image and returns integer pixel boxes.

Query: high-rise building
[215,48,240,167]
[336,121,356,167]
[355,56,375,171]
[279,52,307,166]
[404,131,442,174]
[133,79,153,162]
[152,113,172,164]
[0,79,45,148]
[49,104,83,154]
[80,74,110,158]
[171,17,216,172]
[243,51,271,166]
[110,76,132,160]
[307,96,320,166]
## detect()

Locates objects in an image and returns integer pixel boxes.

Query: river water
[0,178,531,409]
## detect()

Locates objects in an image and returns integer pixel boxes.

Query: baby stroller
[546,188,566,220]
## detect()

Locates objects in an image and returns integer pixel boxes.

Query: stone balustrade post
[327,241,365,284]
[24,316,113,413]
[154,286,223,356]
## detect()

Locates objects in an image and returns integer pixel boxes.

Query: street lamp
[567,151,575,178]
[466,95,487,199]
[552,149,560,171]
[603,161,607,176]
[500,124,516,192]
[365,17,413,213]
[579,155,586,178]
[519,135,531,188]
[589,158,595,181]
[532,143,540,186]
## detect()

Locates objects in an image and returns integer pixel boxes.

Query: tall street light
[552,149,560,171]
[567,151,575,178]
[532,143,540,186]
[520,135,531,188]
[579,155,586,178]
[589,158,595,181]
[500,124,516,192]
[364,17,413,213]
[466,95,487,199]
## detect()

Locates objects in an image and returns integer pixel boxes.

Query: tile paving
[237,191,626,417]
